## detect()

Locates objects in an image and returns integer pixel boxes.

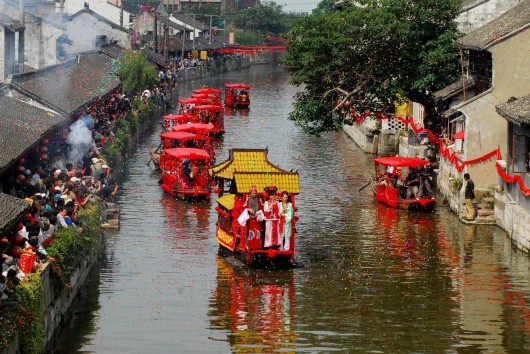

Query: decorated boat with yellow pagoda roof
[210,148,300,268]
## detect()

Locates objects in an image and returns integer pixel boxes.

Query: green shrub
[46,202,102,286]
[15,274,45,354]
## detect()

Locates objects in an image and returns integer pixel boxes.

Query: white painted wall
[65,12,130,54]
[24,20,65,69]
[64,0,133,27]
[458,0,523,34]
[0,26,5,82]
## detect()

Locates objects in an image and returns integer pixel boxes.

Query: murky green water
[55,65,530,353]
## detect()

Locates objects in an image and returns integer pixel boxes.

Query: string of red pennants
[352,111,530,196]
[214,45,287,55]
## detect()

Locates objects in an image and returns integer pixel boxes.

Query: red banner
[496,162,530,196]
[351,108,530,196]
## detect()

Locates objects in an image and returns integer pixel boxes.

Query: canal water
[56,65,530,353]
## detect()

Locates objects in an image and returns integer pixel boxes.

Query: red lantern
[9,246,24,258]
[267,249,276,258]
[40,154,48,161]
[41,146,48,153]
[18,166,25,173]
[19,158,25,165]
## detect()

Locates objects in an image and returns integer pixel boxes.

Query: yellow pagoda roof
[210,148,287,179]
[216,194,236,210]
[234,172,300,194]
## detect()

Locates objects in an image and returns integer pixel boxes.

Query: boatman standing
[464,173,475,221]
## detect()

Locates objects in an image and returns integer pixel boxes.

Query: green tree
[232,1,288,34]
[116,50,158,93]
[283,0,462,134]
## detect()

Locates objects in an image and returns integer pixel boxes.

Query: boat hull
[216,225,294,269]
[372,181,436,212]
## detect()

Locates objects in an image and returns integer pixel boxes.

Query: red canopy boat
[162,113,191,130]
[172,123,216,136]
[159,131,214,167]
[160,148,211,200]
[177,98,211,115]
[224,83,250,108]
[193,105,224,135]
[193,88,222,96]
[191,93,221,106]
[371,156,436,212]
[210,148,300,268]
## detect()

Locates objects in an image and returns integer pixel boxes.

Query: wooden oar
[358,180,371,192]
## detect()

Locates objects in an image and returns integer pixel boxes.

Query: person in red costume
[262,186,279,248]
[237,186,265,250]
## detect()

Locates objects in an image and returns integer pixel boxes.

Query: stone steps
[101,202,120,230]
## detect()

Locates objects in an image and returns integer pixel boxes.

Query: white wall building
[65,6,130,54]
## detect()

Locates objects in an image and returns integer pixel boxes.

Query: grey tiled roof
[141,48,166,66]
[433,76,476,100]
[0,193,29,233]
[100,42,127,59]
[11,52,120,115]
[496,94,530,126]
[0,93,65,171]
[0,12,24,31]
[457,1,530,50]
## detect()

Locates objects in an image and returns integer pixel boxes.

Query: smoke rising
[67,115,93,165]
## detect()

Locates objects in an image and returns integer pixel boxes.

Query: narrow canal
[56,64,530,353]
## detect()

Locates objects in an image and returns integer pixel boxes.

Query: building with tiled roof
[496,95,530,127]
[65,6,131,54]
[0,193,29,233]
[458,0,523,34]
[457,0,530,50]
[0,88,65,172]
[10,52,120,115]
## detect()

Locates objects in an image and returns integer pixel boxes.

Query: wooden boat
[193,88,222,97]
[224,84,250,108]
[172,123,216,137]
[160,148,211,200]
[162,113,191,131]
[191,93,221,106]
[193,104,224,135]
[210,148,299,268]
[371,156,436,212]
[158,131,215,168]
[177,98,211,115]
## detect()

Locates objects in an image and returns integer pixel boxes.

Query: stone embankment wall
[179,57,251,82]
[342,122,398,156]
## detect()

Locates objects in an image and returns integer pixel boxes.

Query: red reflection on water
[160,195,211,252]
[209,257,296,351]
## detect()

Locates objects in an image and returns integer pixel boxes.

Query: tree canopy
[232,1,288,34]
[116,50,158,93]
[283,0,462,134]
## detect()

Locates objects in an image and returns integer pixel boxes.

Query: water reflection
[55,64,530,353]
[208,258,296,352]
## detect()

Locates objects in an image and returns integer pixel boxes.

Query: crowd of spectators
[0,88,138,306]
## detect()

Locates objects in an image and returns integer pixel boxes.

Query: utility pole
[181,28,185,58]
[192,13,196,50]
[154,12,158,52]
[208,15,212,45]
[120,0,123,27]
